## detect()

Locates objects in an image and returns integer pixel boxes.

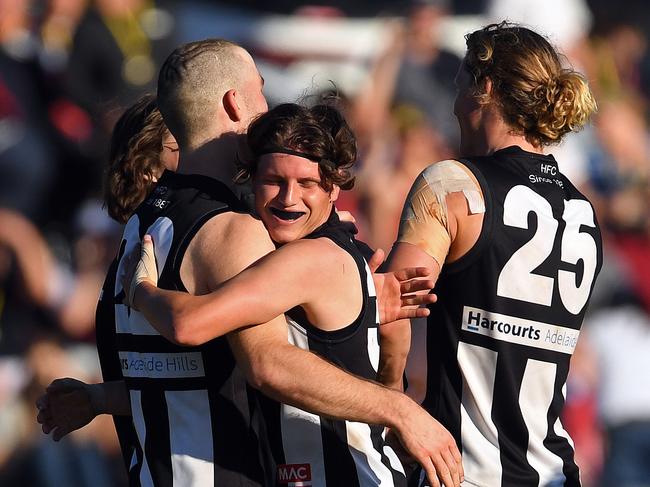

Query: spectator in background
[65,0,177,195]
[66,0,177,130]
[0,334,118,487]
[339,21,455,251]
[38,0,89,76]
[0,94,178,344]
[394,0,461,149]
[0,0,62,223]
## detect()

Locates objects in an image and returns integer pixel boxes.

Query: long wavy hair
[238,103,357,192]
[104,94,168,223]
[464,22,597,147]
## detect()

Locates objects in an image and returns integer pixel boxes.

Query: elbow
[171,329,199,347]
[169,313,207,347]
[172,329,205,347]
[245,359,277,392]
[243,353,292,399]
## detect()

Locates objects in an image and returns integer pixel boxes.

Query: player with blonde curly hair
[384,22,601,487]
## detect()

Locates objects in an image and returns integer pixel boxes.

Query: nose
[278,181,298,207]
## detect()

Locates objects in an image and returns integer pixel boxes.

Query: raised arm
[123,236,437,346]
[125,237,350,345]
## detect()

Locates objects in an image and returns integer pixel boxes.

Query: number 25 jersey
[411,146,603,487]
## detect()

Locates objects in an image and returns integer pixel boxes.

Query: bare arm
[382,243,441,390]
[125,236,436,346]
[228,316,463,486]
[129,239,334,346]
[188,214,463,486]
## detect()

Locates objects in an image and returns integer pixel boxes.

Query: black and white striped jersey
[96,257,142,483]
[407,147,603,487]
[260,212,407,487]
[106,170,273,487]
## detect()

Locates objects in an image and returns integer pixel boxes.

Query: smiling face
[253,153,340,244]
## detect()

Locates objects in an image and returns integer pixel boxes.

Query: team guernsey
[408,147,603,486]
[260,212,407,487]
[108,171,272,487]
[96,257,143,484]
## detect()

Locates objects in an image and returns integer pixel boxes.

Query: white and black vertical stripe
[262,226,407,487]
[114,173,272,487]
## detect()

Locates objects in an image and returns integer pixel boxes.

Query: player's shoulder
[190,211,274,264]
[195,211,270,242]
[273,237,350,273]
[419,159,470,182]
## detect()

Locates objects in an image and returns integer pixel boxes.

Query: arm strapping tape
[397,160,485,265]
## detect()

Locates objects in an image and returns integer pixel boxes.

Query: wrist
[132,278,155,310]
[384,389,413,431]
[87,383,107,415]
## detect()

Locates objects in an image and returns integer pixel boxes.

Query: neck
[175,133,242,188]
[465,107,544,156]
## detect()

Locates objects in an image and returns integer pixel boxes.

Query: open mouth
[269,208,306,221]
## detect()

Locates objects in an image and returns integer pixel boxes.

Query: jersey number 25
[496,185,598,315]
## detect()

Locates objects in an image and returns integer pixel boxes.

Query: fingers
[431,454,454,487]
[449,443,463,482]
[35,393,48,411]
[429,438,462,487]
[396,307,431,320]
[439,448,461,487]
[401,293,437,307]
[37,407,53,432]
[393,266,432,281]
[422,458,440,487]
[52,423,74,442]
[368,248,385,273]
[400,279,434,294]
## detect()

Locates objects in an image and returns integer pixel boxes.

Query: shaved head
[157,39,259,148]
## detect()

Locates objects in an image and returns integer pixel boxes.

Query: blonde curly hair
[464,22,597,147]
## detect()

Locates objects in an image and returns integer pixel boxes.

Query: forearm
[378,319,411,390]
[233,336,411,428]
[88,380,131,416]
[134,269,301,346]
[134,282,243,346]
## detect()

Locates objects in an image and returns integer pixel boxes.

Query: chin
[268,230,294,245]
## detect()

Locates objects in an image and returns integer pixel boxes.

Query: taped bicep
[397,160,485,265]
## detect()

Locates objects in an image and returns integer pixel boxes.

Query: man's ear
[223,89,242,122]
[329,185,340,203]
[483,77,493,98]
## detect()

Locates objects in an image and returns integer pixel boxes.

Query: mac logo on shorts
[278,463,311,486]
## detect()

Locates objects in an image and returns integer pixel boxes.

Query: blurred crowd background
[0,0,648,485]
